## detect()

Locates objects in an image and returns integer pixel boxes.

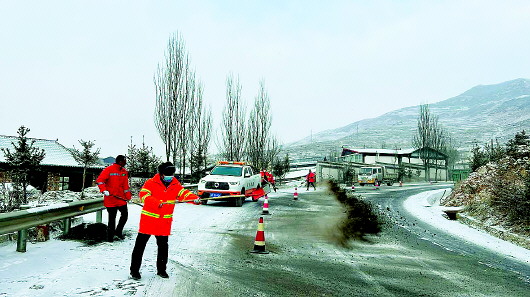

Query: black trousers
[130,233,169,274]
[307,181,316,190]
[106,204,128,240]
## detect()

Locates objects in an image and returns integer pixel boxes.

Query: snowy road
[1,183,530,296]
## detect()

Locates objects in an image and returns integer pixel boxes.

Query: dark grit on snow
[326,180,383,246]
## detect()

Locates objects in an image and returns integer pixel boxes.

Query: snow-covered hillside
[287,78,530,155]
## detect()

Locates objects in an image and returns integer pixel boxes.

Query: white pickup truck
[197,161,262,207]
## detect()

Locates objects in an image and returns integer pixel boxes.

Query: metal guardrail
[0,184,199,252]
[0,198,105,252]
[0,198,105,236]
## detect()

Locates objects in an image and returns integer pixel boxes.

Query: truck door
[244,167,252,189]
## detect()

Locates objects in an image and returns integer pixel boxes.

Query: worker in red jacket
[96,155,132,242]
[260,169,268,187]
[266,171,277,192]
[130,162,200,280]
[306,169,316,191]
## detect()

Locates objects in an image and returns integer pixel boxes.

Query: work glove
[103,190,110,196]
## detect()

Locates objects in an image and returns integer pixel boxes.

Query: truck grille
[205,181,229,190]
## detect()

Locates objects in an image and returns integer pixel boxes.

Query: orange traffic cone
[250,217,269,254]
[262,195,270,215]
[399,180,403,187]
[293,187,298,200]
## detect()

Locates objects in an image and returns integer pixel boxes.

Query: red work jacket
[138,174,199,236]
[96,163,132,207]
[306,172,316,183]
[266,172,275,183]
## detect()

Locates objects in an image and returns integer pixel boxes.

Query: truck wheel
[201,199,208,205]
[387,182,393,186]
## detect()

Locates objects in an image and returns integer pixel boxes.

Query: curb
[458,213,530,250]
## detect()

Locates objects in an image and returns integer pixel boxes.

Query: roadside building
[0,135,105,192]
[316,147,448,183]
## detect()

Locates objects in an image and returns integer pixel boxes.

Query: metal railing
[0,198,105,252]
[0,184,198,252]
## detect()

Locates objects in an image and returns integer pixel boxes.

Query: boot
[157,271,169,278]
[130,271,141,280]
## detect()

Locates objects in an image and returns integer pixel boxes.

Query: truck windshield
[211,166,243,177]
[359,168,374,175]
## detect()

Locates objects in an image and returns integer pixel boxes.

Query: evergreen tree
[128,137,160,178]
[272,154,290,183]
[71,140,100,198]
[1,126,45,207]
[484,139,505,163]
[506,130,530,159]
[470,143,487,172]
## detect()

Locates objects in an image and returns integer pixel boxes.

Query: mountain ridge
[286,78,530,158]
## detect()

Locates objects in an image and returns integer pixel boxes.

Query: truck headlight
[199,179,206,184]
[229,182,239,185]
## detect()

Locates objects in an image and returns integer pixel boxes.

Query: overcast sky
[2,1,530,158]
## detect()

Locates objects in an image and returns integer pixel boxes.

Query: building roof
[0,135,104,168]
[342,147,447,160]
[342,147,415,156]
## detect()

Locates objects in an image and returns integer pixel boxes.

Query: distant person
[306,169,316,191]
[260,169,268,187]
[130,162,201,280]
[96,155,132,242]
[267,171,277,192]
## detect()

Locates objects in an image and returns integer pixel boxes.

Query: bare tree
[154,33,188,163]
[413,104,450,181]
[71,140,100,198]
[190,83,212,182]
[154,33,209,179]
[431,123,445,181]
[220,73,246,161]
[173,62,195,175]
[413,104,435,181]
[246,81,272,169]
[262,135,281,169]
[154,64,173,162]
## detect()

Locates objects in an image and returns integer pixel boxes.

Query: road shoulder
[403,188,530,265]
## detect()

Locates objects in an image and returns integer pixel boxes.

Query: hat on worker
[158,162,176,176]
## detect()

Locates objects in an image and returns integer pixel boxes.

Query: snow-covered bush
[442,155,530,235]
[443,131,530,235]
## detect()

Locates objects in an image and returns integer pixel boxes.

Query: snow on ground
[1,185,529,296]
[283,167,315,180]
[403,188,530,265]
[0,191,259,297]
[0,206,143,297]
[282,167,315,189]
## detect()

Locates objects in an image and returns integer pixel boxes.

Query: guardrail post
[96,210,103,223]
[16,229,28,252]
[63,218,71,235]
[16,205,32,252]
